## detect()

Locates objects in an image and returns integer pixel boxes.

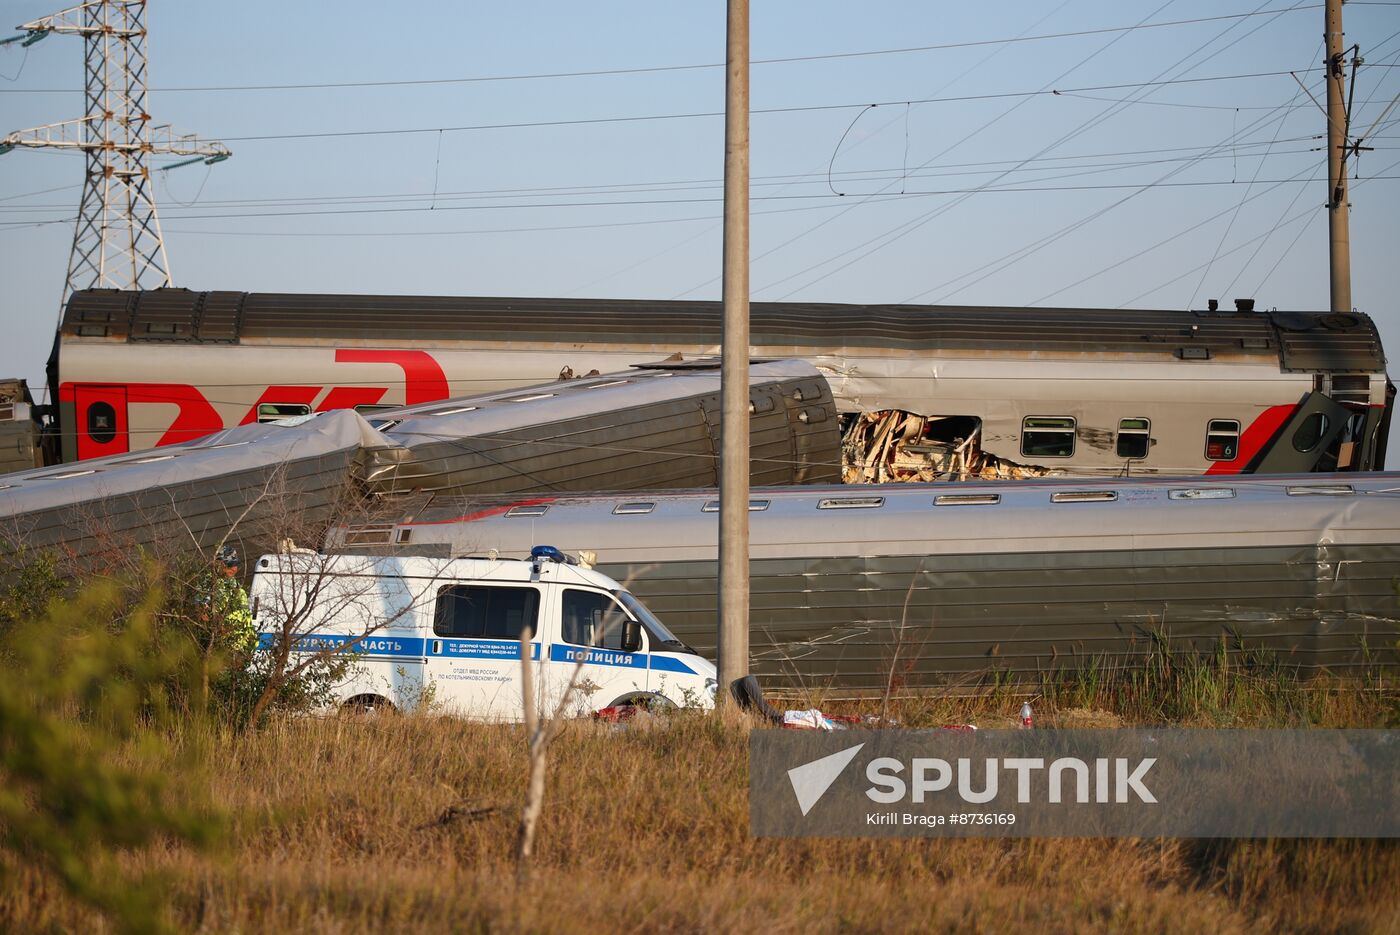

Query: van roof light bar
[530,544,579,566]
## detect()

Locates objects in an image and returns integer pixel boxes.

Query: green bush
[0,578,222,934]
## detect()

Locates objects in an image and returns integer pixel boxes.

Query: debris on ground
[781,709,858,730]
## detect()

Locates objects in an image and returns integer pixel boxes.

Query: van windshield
[613,590,685,648]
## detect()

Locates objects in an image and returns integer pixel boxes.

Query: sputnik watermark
[865,755,1156,804]
[752,730,1398,838]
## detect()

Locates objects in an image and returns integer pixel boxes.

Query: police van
[250,545,717,719]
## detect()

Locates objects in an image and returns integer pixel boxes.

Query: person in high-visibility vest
[212,546,255,655]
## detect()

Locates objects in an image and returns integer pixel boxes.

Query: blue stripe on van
[256,632,425,657]
[649,654,699,676]
[258,632,541,661]
[548,644,647,669]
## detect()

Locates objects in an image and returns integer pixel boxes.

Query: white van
[249,545,717,720]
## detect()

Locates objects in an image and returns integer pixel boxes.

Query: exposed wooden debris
[840,410,1060,483]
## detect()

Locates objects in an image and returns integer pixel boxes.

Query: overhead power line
[12,175,1394,239]
[763,0,1326,303]
[0,140,1332,212]
[0,8,1324,95]
[207,69,1317,143]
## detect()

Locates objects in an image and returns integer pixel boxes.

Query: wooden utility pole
[1325,0,1352,313]
[718,0,750,701]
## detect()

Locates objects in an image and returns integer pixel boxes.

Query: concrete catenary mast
[718,0,751,700]
[1324,0,1360,314]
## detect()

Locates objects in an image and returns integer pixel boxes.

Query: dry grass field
[2,669,1397,935]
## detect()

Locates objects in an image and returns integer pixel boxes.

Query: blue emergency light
[530,545,578,566]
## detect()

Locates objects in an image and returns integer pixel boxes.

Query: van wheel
[606,692,679,715]
[342,695,394,716]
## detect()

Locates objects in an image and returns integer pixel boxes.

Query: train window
[934,494,1000,506]
[343,523,394,545]
[110,453,175,465]
[506,504,549,517]
[354,404,398,416]
[1116,418,1151,459]
[36,469,97,480]
[1169,487,1235,500]
[1291,413,1329,453]
[1286,484,1353,497]
[1050,490,1117,503]
[257,403,312,423]
[1021,417,1076,458]
[86,401,117,443]
[701,499,771,512]
[613,501,656,515]
[1205,420,1240,460]
[818,497,884,510]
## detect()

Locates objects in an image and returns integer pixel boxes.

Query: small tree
[245,549,447,727]
[0,577,221,934]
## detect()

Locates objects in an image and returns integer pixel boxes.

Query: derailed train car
[359,359,837,494]
[330,475,1400,693]
[43,289,1392,479]
[0,362,836,572]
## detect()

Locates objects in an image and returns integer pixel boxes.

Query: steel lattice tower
[1,0,229,305]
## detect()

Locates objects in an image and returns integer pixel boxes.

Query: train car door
[72,384,129,460]
[1248,392,1352,473]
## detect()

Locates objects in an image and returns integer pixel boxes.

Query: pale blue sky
[2,1,1398,407]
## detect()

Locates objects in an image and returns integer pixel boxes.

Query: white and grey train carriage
[330,473,1400,694]
[45,290,1392,478]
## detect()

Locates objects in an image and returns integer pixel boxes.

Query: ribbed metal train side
[363,361,839,495]
[596,542,1400,694]
[0,412,378,577]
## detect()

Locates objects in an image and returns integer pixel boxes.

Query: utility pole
[1325,0,1352,313]
[0,1,229,308]
[717,0,750,702]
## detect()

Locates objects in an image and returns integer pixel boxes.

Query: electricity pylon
[0,0,230,304]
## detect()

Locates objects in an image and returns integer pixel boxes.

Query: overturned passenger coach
[0,362,836,574]
[330,474,1400,693]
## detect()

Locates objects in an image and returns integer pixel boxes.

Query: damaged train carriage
[0,362,836,573]
[45,290,1393,479]
[330,476,1400,694]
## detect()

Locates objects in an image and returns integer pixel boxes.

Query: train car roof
[329,472,1400,564]
[60,289,1386,373]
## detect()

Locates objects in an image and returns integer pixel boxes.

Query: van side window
[561,589,635,652]
[433,585,539,640]
[1021,417,1076,458]
[1205,420,1240,461]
